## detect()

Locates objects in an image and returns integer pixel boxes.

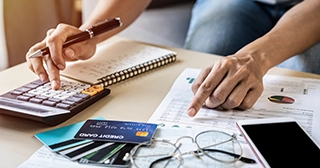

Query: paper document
[147,68,320,168]
[148,68,320,144]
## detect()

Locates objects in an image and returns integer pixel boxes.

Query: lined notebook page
[61,41,176,84]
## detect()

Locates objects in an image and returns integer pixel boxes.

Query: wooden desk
[1,38,320,167]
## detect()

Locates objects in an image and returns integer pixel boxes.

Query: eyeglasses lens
[132,141,181,168]
[195,131,242,163]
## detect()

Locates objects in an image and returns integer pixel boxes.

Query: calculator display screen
[242,122,320,167]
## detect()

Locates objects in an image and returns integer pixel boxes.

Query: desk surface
[1,37,320,167]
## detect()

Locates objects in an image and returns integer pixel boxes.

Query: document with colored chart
[148,68,320,159]
[148,68,320,168]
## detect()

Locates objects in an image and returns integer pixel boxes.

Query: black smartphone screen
[242,122,320,168]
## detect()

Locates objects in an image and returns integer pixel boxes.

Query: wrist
[235,48,271,76]
[235,34,289,75]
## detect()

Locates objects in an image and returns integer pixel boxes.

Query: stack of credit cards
[35,118,158,167]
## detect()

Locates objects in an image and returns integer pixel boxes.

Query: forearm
[237,0,320,74]
[79,0,151,44]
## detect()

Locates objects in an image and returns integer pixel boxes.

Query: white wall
[82,0,98,23]
[0,0,8,71]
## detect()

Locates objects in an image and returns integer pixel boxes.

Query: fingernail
[51,80,59,89]
[187,108,196,117]
[39,74,46,81]
[57,64,65,70]
[65,49,75,58]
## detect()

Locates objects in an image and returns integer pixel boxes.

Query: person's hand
[26,23,97,90]
[187,54,265,117]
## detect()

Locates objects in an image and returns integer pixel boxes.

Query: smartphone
[236,117,320,168]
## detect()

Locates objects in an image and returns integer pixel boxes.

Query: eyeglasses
[124,130,256,168]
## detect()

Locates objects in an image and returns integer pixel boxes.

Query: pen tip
[28,50,43,58]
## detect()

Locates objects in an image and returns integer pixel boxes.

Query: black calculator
[0,79,110,125]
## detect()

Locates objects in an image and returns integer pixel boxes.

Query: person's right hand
[187,53,267,117]
[26,23,98,90]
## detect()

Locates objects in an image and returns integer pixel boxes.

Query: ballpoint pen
[28,17,122,58]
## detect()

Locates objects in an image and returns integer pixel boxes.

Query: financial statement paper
[148,68,320,168]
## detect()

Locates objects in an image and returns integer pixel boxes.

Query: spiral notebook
[61,40,177,87]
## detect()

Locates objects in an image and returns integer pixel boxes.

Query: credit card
[59,141,95,156]
[105,143,135,165]
[60,141,112,161]
[79,143,126,164]
[35,117,104,152]
[79,143,135,167]
[74,120,158,144]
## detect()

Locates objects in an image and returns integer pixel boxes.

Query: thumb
[64,48,76,61]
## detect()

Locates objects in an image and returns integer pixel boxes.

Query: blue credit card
[74,120,158,144]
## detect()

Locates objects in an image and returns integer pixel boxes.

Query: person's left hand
[26,23,97,90]
[187,54,265,117]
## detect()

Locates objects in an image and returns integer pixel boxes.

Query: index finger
[187,63,227,117]
[45,24,69,71]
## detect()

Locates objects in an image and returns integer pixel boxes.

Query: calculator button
[82,89,97,96]
[53,94,70,100]
[28,89,45,95]
[61,100,76,105]
[15,87,31,93]
[48,90,64,94]
[56,103,72,109]
[68,87,85,92]
[29,98,44,104]
[74,93,90,99]
[35,95,49,100]
[22,93,35,98]
[36,85,51,91]
[81,86,104,96]
[24,83,40,89]
[31,79,46,85]
[42,100,57,107]
[41,92,57,97]
[76,83,91,89]
[10,90,23,95]
[60,85,74,90]
[48,98,62,103]
[66,97,83,103]
[17,95,31,101]
[91,86,104,92]
[43,83,51,87]
[62,91,78,97]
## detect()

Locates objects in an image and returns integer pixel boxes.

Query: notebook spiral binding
[97,53,177,87]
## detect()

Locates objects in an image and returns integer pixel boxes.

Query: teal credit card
[35,117,104,152]
[74,119,158,144]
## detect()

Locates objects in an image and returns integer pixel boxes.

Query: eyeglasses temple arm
[149,156,174,168]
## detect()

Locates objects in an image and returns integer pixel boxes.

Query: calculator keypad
[0,79,111,125]
[12,80,92,108]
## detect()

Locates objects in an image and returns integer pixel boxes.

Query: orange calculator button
[91,85,104,92]
[82,86,104,96]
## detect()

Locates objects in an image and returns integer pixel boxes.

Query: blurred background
[0,0,82,71]
[0,0,194,71]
